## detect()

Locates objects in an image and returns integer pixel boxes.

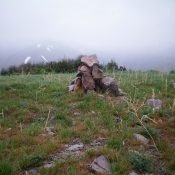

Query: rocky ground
[0,72,175,175]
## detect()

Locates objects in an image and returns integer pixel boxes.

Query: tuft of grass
[60,128,74,141]
[0,141,8,155]
[139,126,160,139]
[168,159,175,174]
[0,160,13,175]
[84,118,97,134]
[23,122,42,136]
[107,138,124,150]
[56,113,72,127]
[111,153,131,174]
[19,155,45,170]
[128,151,152,173]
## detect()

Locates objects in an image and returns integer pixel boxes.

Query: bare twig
[132,111,159,152]
[172,98,175,116]
[141,115,158,124]
[165,78,168,97]
[0,109,4,118]
[20,122,23,133]
[45,109,51,129]
[124,99,159,152]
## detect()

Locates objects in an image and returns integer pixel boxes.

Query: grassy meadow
[0,71,175,175]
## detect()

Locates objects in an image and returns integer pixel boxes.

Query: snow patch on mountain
[40,55,49,63]
[24,56,32,64]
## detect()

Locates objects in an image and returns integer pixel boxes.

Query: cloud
[0,0,175,70]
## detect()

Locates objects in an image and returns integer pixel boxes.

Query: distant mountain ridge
[0,41,80,69]
[0,41,175,71]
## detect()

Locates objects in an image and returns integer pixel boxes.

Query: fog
[0,0,175,70]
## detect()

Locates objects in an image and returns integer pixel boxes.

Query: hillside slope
[0,72,175,175]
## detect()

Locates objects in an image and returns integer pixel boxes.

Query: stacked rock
[69,55,120,96]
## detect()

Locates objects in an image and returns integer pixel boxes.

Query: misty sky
[0,0,175,69]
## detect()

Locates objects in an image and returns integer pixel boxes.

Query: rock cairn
[69,55,120,96]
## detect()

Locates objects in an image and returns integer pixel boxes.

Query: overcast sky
[0,0,175,69]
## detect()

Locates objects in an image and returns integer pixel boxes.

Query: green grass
[0,72,175,174]
[0,159,13,175]
[128,151,152,173]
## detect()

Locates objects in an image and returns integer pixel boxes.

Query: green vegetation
[0,160,13,175]
[0,57,123,75]
[0,71,175,174]
[128,151,152,173]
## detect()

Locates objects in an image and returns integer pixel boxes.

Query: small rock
[89,155,112,174]
[90,140,102,147]
[118,88,126,96]
[66,143,84,151]
[115,116,122,123]
[4,128,12,132]
[141,115,149,122]
[45,127,54,132]
[72,137,81,144]
[44,162,55,168]
[146,99,162,110]
[91,111,96,114]
[133,133,149,145]
[128,171,138,175]
[68,85,75,92]
[97,94,105,99]
[73,112,80,116]
[26,168,38,175]
[45,127,55,136]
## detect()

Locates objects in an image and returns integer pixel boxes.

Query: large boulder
[89,155,112,174]
[100,76,119,96]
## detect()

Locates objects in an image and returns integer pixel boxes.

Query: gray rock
[146,99,162,110]
[133,133,149,145]
[45,127,54,132]
[115,116,122,123]
[73,112,80,116]
[101,76,119,96]
[101,76,116,86]
[44,162,55,169]
[66,143,84,151]
[81,55,99,67]
[89,155,112,174]
[118,88,126,96]
[91,110,96,115]
[26,168,38,175]
[128,171,138,175]
[68,84,75,92]
[141,115,149,122]
[90,140,102,147]
[45,127,55,136]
